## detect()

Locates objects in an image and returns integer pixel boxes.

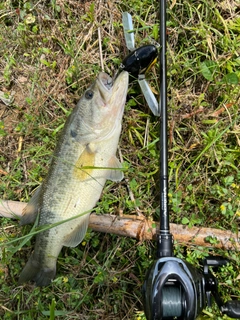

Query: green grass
[0,0,240,319]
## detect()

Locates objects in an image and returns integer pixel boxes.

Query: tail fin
[18,253,56,287]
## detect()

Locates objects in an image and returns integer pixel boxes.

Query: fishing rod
[120,3,240,318]
[140,0,240,319]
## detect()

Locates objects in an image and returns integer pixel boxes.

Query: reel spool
[161,286,184,318]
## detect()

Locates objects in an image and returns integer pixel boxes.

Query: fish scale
[18,71,129,286]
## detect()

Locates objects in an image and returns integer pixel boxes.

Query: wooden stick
[0,200,239,250]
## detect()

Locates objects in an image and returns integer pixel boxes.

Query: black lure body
[120,45,157,78]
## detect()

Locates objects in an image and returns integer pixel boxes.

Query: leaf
[25,13,36,24]
[41,310,69,316]
[40,59,50,67]
[151,223,156,229]
[200,60,218,81]
[181,217,189,225]
[152,24,159,41]
[223,73,239,85]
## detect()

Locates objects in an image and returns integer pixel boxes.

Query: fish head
[74,71,129,142]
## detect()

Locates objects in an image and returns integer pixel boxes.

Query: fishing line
[161,286,184,318]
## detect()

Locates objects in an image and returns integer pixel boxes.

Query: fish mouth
[98,72,113,91]
[97,71,129,103]
[91,71,128,141]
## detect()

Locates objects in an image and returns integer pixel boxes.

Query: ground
[0,0,240,319]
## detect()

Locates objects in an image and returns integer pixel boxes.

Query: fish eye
[85,90,94,100]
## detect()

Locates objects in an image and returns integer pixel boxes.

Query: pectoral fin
[106,156,124,182]
[63,213,90,247]
[20,186,42,225]
[73,148,95,180]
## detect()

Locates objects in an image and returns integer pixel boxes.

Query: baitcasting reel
[143,255,240,319]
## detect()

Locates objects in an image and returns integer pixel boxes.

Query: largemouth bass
[18,71,129,286]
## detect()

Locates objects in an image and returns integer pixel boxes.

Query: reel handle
[222,301,240,318]
[203,256,240,319]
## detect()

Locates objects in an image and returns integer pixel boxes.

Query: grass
[0,0,240,319]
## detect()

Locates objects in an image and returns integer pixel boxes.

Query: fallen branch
[0,200,239,250]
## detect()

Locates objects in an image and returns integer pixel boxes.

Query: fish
[18,71,129,286]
